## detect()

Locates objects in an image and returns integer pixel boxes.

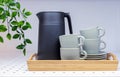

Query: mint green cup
[59,34,85,48]
[83,39,106,54]
[60,48,87,60]
[80,26,105,39]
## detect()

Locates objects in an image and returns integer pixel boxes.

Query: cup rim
[84,39,100,40]
[80,26,98,31]
[59,34,79,37]
[60,48,79,49]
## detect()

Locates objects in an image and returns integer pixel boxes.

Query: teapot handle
[64,13,73,34]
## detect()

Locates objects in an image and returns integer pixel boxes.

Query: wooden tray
[27,53,118,71]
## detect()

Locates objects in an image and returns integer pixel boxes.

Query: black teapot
[37,11,73,60]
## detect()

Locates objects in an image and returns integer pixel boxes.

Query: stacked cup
[59,34,87,60]
[80,26,106,60]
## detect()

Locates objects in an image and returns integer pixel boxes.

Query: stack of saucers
[84,51,107,60]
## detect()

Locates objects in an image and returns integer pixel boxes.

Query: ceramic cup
[83,39,106,54]
[80,26,105,39]
[60,48,87,60]
[59,34,85,48]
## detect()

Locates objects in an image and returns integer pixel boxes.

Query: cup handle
[77,36,87,60]
[77,36,85,46]
[79,50,87,60]
[100,40,106,50]
[97,26,105,38]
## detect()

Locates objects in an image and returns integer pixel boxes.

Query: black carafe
[37,11,73,60]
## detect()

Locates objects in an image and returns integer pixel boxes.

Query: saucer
[85,57,106,60]
[87,53,107,57]
[86,51,106,56]
[87,55,106,58]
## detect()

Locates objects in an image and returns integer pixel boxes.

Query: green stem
[19,10,27,22]
[7,17,10,33]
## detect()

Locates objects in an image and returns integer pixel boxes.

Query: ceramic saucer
[85,57,106,60]
[87,51,106,56]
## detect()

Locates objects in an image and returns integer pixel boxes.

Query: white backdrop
[0,0,120,59]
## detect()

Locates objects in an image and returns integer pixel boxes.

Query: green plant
[0,0,32,56]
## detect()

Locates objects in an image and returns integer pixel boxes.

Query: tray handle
[29,53,37,60]
[107,53,117,60]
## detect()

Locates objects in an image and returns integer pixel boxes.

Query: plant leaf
[9,17,13,22]
[12,11,17,17]
[11,8,17,10]
[6,33,11,40]
[9,3,15,6]
[0,36,4,43]
[12,26,17,31]
[7,0,13,3]
[0,3,4,6]
[22,34,24,38]
[24,40,26,45]
[11,21,18,25]
[13,34,19,39]
[19,35,21,40]
[23,15,27,18]
[18,21,24,27]
[25,11,32,16]
[0,7,4,10]
[26,22,32,29]
[0,25,7,32]
[16,30,20,33]
[23,48,26,56]
[26,39,32,44]
[0,7,4,14]
[6,10,10,16]
[0,13,6,19]
[16,44,25,49]
[2,18,6,23]
[18,12,20,17]
[22,25,29,30]
[22,8,25,13]
[16,2,20,9]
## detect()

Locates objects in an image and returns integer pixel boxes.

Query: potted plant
[0,0,32,56]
